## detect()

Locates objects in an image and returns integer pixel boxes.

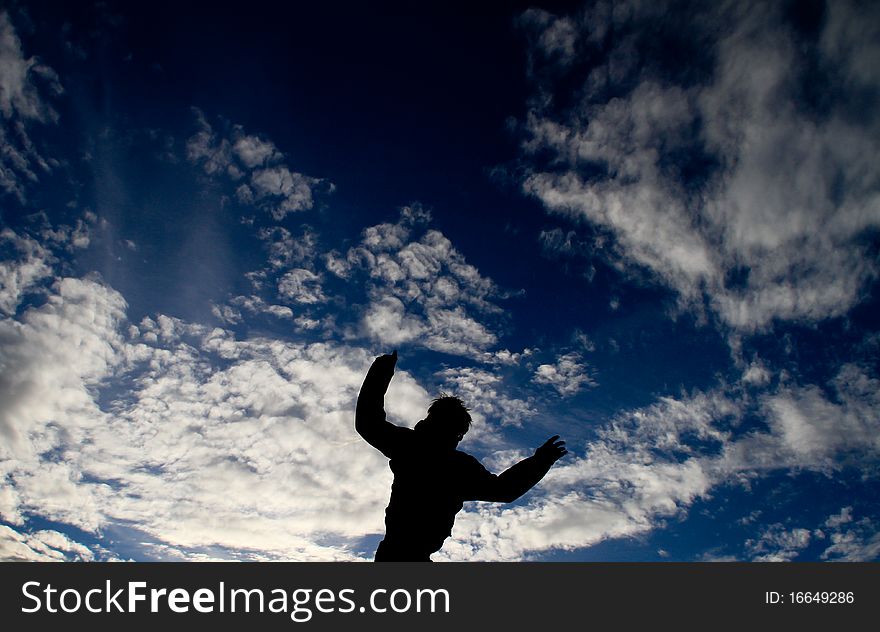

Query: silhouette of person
[356,350,567,561]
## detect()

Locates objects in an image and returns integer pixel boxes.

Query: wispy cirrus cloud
[742,506,880,562]
[434,366,537,443]
[520,0,880,332]
[0,11,63,203]
[0,525,115,562]
[820,507,880,561]
[440,359,880,560]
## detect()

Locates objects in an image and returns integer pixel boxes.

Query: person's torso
[384,447,480,555]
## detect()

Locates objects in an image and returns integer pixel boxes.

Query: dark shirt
[382,429,498,557]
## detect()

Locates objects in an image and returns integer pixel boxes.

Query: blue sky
[1,0,879,561]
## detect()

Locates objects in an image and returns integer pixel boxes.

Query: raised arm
[475,436,567,503]
[355,350,409,458]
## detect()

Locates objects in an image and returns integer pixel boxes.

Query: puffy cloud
[3,221,879,560]
[0,238,442,559]
[278,268,326,304]
[233,134,280,169]
[0,268,128,538]
[532,351,596,396]
[186,110,329,220]
[258,226,319,270]
[250,166,318,219]
[185,108,235,176]
[0,480,23,525]
[738,506,880,562]
[521,1,880,332]
[0,228,53,315]
[0,273,127,449]
[361,295,425,345]
[38,212,98,252]
[216,226,328,324]
[825,506,853,530]
[742,360,771,386]
[820,509,880,561]
[247,225,330,313]
[338,207,519,360]
[746,524,812,562]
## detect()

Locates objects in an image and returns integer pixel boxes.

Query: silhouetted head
[414,394,472,451]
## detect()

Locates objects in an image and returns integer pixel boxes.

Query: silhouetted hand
[534,435,567,464]
[372,350,398,379]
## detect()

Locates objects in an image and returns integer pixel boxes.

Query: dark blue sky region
[1,0,878,561]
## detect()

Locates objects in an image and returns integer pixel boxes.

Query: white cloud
[225,295,296,322]
[438,390,729,559]
[266,304,294,319]
[742,360,771,386]
[746,524,812,562]
[258,226,319,270]
[0,273,127,449]
[0,525,102,562]
[439,359,880,560]
[0,240,443,559]
[0,480,23,525]
[825,506,853,530]
[0,12,60,122]
[37,212,102,253]
[233,134,280,169]
[532,351,595,396]
[186,109,232,174]
[4,229,879,560]
[0,11,61,202]
[0,228,53,315]
[250,166,318,219]
[522,1,880,332]
[571,328,595,352]
[738,506,880,563]
[435,367,536,432]
[739,364,880,472]
[820,509,880,561]
[186,110,329,220]
[211,302,242,324]
[278,268,326,304]
[341,207,519,360]
[361,295,425,345]
[211,226,327,326]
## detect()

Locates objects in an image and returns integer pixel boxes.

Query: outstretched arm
[355,350,409,458]
[476,436,567,503]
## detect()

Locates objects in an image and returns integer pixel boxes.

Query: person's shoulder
[384,426,416,458]
[453,450,487,469]
[394,427,417,443]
